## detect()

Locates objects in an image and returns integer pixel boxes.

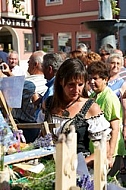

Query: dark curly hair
[87,61,111,80]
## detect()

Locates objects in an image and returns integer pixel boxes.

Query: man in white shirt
[12,50,47,143]
[2,51,25,76]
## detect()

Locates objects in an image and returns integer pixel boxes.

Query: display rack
[4,146,55,165]
[0,91,56,165]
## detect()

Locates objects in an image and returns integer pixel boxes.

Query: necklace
[62,97,79,117]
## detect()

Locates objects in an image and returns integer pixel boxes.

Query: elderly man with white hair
[77,43,88,55]
[12,50,47,143]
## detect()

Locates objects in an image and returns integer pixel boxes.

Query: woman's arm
[85,153,94,166]
[121,81,126,96]
[121,98,126,142]
[85,141,113,168]
[109,119,120,158]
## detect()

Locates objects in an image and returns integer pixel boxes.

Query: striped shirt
[119,67,126,81]
[108,77,124,100]
[12,75,47,122]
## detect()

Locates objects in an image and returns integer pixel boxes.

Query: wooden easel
[55,125,78,190]
[18,121,57,161]
[94,133,108,190]
[0,90,18,130]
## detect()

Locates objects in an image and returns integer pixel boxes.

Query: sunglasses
[100,53,110,56]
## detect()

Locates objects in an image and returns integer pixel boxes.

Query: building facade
[0,0,35,73]
[1,0,125,62]
[36,0,99,53]
[119,0,126,55]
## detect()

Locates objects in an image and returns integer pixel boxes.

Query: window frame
[24,33,33,53]
[46,0,63,6]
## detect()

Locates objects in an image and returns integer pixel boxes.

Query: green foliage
[27,158,55,190]
[12,0,120,20]
[107,170,123,187]
[110,0,120,17]
[12,0,30,19]
[11,158,55,190]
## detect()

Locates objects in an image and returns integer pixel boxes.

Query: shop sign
[77,34,91,38]
[0,17,32,28]
[41,36,54,40]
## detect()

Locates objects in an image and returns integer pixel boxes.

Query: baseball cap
[77,43,88,53]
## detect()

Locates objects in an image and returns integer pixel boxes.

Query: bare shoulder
[87,101,102,118]
[80,97,102,119]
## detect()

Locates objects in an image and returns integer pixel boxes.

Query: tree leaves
[12,0,30,19]
[110,0,120,18]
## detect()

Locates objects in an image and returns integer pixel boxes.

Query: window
[41,34,54,53]
[46,0,63,6]
[58,33,72,53]
[76,32,91,51]
[24,34,33,52]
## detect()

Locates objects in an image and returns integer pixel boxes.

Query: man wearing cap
[99,44,114,62]
[77,43,88,55]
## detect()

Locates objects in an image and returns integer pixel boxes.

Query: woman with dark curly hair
[87,60,122,169]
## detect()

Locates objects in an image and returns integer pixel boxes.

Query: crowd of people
[0,42,126,178]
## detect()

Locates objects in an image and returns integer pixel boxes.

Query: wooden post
[70,187,80,190]
[0,90,17,130]
[94,133,107,190]
[0,166,10,190]
[55,126,77,190]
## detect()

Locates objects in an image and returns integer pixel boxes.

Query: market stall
[0,76,126,190]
